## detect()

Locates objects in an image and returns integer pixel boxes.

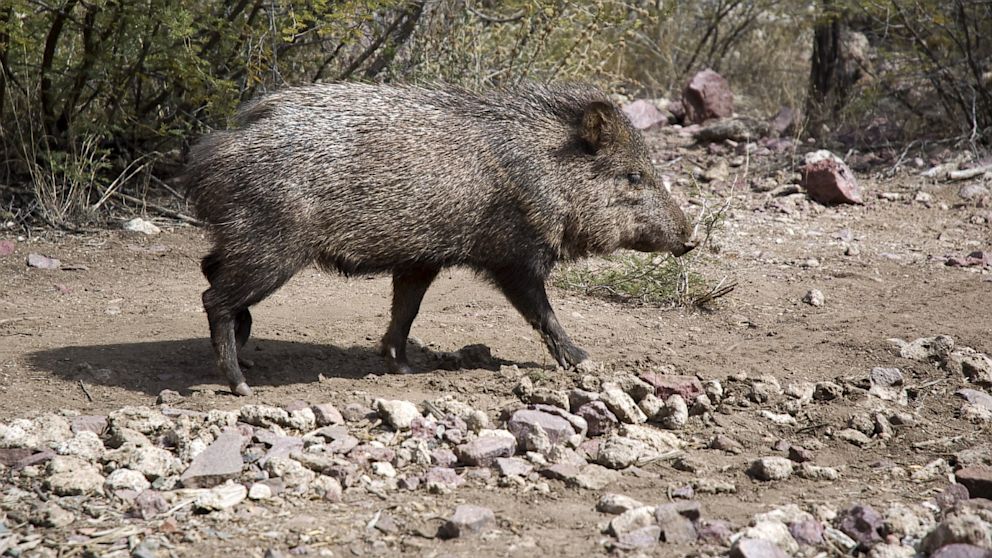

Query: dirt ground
[1,128,991,557]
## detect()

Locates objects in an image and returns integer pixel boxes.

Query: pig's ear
[579,101,624,152]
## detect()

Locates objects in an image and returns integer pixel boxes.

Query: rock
[956,466,992,499]
[109,406,171,434]
[70,415,108,436]
[936,484,972,511]
[180,429,245,488]
[956,389,992,411]
[796,463,840,481]
[596,435,647,469]
[341,403,376,422]
[156,389,182,405]
[425,466,464,494]
[115,444,180,479]
[46,455,104,495]
[912,458,952,482]
[836,428,872,447]
[682,69,734,124]
[438,505,495,539]
[313,475,343,501]
[801,150,863,205]
[640,373,704,400]
[132,489,169,519]
[616,525,661,549]
[105,468,151,492]
[527,388,570,410]
[922,514,992,553]
[597,493,645,515]
[837,504,885,550]
[952,350,992,386]
[749,375,783,403]
[542,462,619,489]
[286,407,316,431]
[730,538,789,558]
[0,239,14,257]
[457,434,516,467]
[789,520,824,546]
[710,434,744,454]
[375,399,421,430]
[868,367,907,404]
[600,387,647,424]
[813,381,843,401]
[698,520,734,545]
[802,289,825,307]
[694,117,769,143]
[311,403,344,426]
[495,457,532,477]
[194,482,247,511]
[874,413,894,438]
[264,456,316,489]
[574,401,618,436]
[656,395,688,430]
[507,409,575,448]
[638,393,665,419]
[895,335,954,362]
[931,545,992,558]
[749,457,794,481]
[868,543,917,558]
[960,184,991,201]
[431,447,457,468]
[655,502,700,543]
[788,445,813,463]
[884,502,934,539]
[740,520,799,555]
[623,99,668,130]
[609,506,656,537]
[123,217,161,235]
[32,503,75,528]
[26,253,61,269]
[769,106,798,137]
[55,430,105,461]
[248,482,273,500]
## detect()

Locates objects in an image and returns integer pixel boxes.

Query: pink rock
[622,100,667,130]
[945,251,991,268]
[574,401,618,437]
[0,240,14,257]
[26,253,60,269]
[956,388,992,410]
[682,69,734,124]
[456,435,516,467]
[71,415,108,435]
[639,373,703,400]
[801,151,863,205]
[506,409,575,446]
[769,106,798,137]
[955,465,992,499]
[431,448,457,467]
[730,538,789,558]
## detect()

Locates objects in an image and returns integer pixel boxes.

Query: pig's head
[563,100,695,258]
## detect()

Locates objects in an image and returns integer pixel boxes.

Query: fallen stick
[948,164,992,180]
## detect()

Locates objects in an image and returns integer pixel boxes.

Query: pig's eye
[626,172,642,185]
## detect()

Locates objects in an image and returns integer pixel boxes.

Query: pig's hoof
[386,360,414,374]
[232,382,253,396]
[574,359,600,374]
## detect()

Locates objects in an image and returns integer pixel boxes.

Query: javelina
[186,83,695,396]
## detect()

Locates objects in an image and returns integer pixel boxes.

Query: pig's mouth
[626,238,696,256]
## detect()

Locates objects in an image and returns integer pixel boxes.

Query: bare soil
[1,128,991,557]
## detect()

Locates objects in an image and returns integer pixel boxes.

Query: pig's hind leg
[381,266,440,374]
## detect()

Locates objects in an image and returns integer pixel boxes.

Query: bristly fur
[185,81,692,395]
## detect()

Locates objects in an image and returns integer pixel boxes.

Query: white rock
[739,519,799,554]
[372,461,397,478]
[803,289,825,307]
[264,456,316,489]
[313,475,342,501]
[749,457,794,481]
[116,444,181,479]
[123,217,161,235]
[659,395,689,430]
[108,406,171,435]
[105,468,151,492]
[597,493,645,515]
[609,506,657,537]
[56,431,105,461]
[46,456,104,495]
[600,387,647,424]
[375,399,421,431]
[287,408,317,431]
[248,482,273,500]
[239,405,291,428]
[194,482,247,511]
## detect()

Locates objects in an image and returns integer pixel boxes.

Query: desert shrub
[0,0,639,227]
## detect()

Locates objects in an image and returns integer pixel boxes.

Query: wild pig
[185,83,694,395]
